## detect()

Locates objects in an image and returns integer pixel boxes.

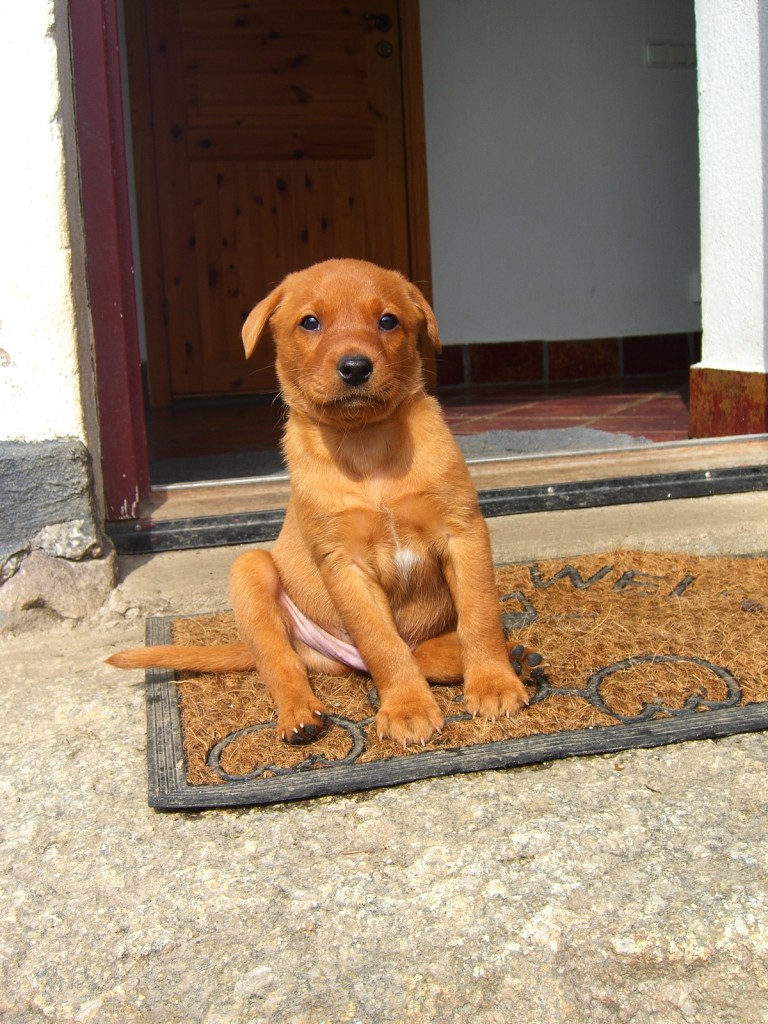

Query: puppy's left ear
[408,285,442,353]
[242,285,284,359]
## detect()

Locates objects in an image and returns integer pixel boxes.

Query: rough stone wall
[0,440,115,632]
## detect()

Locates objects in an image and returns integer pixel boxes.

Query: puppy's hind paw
[508,643,544,680]
[279,706,330,745]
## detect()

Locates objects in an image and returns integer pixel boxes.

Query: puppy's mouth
[321,391,392,415]
[331,390,383,406]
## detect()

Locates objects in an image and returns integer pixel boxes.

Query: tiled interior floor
[439,373,690,445]
[146,372,690,472]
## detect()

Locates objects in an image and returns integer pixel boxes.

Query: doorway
[123,0,431,468]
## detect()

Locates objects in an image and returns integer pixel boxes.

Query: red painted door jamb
[69,0,150,520]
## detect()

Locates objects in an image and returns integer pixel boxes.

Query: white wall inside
[0,1,89,442]
[696,0,768,375]
[419,0,701,345]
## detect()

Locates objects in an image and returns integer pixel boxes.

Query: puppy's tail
[106,643,258,673]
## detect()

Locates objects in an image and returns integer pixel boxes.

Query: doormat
[143,552,768,809]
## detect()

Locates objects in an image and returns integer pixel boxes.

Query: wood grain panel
[180,28,368,125]
[186,125,375,160]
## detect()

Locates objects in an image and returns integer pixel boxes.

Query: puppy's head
[242,259,441,426]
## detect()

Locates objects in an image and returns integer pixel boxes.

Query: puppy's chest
[310,470,460,586]
[361,499,447,590]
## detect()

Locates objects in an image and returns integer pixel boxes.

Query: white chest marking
[394,545,420,577]
[386,510,421,579]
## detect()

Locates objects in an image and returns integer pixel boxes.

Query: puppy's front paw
[376,690,445,748]
[463,668,529,721]
[278,701,330,745]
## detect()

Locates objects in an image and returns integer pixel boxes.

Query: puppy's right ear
[242,286,284,359]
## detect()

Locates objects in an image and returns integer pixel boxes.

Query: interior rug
[143,551,768,809]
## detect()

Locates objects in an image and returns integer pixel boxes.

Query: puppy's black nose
[337,354,373,387]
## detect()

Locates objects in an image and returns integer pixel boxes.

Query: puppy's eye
[299,315,321,332]
[379,313,399,332]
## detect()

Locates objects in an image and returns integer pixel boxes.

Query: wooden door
[127,0,430,403]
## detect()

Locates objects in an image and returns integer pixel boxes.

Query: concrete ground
[2,492,768,1023]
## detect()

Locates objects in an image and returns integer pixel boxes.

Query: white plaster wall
[420,0,701,344]
[0,0,88,442]
[696,0,768,374]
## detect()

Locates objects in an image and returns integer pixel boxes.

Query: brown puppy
[109,259,529,747]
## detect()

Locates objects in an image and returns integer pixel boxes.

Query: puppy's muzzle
[337,354,374,388]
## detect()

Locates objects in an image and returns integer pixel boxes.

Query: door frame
[123,0,434,408]
[70,0,150,521]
